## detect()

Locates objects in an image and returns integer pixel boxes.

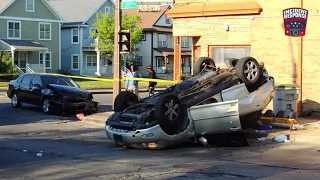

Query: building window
[71,28,79,44]
[182,37,189,48]
[39,51,51,69]
[142,33,146,41]
[89,28,97,39]
[7,20,21,39]
[39,23,51,40]
[86,55,97,67]
[210,46,251,66]
[182,56,191,67]
[25,0,34,12]
[135,56,142,66]
[105,7,111,15]
[165,15,170,24]
[158,34,167,47]
[71,54,79,70]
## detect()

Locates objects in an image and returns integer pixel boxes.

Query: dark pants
[149,86,155,96]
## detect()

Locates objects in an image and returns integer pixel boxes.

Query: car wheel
[11,93,22,108]
[42,98,53,114]
[193,57,216,76]
[114,91,139,112]
[235,57,261,85]
[263,110,274,117]
[155,93,185,135]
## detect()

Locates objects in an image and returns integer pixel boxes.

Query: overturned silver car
[105,56,275,149]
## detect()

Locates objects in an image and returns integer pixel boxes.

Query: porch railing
[26,63,45,73]
[83,38,98,48]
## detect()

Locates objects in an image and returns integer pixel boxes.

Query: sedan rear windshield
[41,75,79,88]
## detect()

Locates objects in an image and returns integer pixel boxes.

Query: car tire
[193,57,216,76]
[155,93,185,135]
[263,110,274,117]
[42,97,53,115]
[11,93,22,108]
[235,57,261,85]
[114,91,139,112]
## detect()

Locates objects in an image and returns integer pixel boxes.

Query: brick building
[166,0,320,114]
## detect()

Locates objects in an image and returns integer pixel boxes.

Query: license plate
[113,134,123,142]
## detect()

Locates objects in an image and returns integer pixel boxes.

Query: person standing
[125,64,142,98]
[147,65,157,96]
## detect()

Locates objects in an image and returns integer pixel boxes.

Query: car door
[188,99,242,136]
[29,74,43,105]
[19,74,33,103]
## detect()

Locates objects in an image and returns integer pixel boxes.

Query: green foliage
[181,74,191,80]
[56,69,73,75]
[0,51,13,73]
[92,9,143,58]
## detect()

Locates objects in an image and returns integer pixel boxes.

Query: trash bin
[273,84,300,119]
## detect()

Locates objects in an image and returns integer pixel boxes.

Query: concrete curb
[78,112,113,125]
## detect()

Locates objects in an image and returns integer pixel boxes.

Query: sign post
[112,0,122,109]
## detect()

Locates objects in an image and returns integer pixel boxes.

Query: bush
[180,74,191,80]
[56,69,73,75]
[0,52,13,73]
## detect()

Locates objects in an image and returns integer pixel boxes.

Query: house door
[19,52,28,72]
[156,57,165,73]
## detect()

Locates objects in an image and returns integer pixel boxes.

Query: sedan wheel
[42,98,52,114]
[11,93,22,108]
[164,99,180,121]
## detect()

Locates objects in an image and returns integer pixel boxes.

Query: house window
[142,33,146,41]
[135,56,142,66]
[71,28,79,44]
[182,56,191,67]
[39,51,51,69]
[158,34,167,47]
[165,15,170,24]
[39,23,51,40]
[105,7,111,15]
[182,37,189,48]
[26,0,34,12]
[86,55,97,67]
[210,46,251,66]
[89,28,97,39]
[7,21,21,39]
[71,54,79,70]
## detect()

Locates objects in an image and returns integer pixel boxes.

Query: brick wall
[172,0,320,112]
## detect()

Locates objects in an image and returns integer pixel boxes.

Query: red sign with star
[283,8,308,37]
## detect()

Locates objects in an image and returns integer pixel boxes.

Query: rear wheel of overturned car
[114,91,139,112]
[235,57,261,86]
[193,57,216,76]
[11,93,22,108]
[42,97,53,115]
[155,93,185,135]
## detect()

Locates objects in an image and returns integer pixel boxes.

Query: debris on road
[257,137,273,141]
[274,135,291,143]
[36,153,43,157]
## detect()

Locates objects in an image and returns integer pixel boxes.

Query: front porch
[0,39,49,73]
[153,48,192,78]
[81,51,114,77]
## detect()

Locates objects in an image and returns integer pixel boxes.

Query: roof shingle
[47,0,111,22]
[0,0,13,13]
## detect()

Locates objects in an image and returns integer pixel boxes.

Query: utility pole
[112,0,122,109]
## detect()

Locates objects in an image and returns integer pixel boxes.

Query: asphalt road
[1,95,320,180]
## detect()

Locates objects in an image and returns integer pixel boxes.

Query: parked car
[7,73,99,115]
[105,56,275,149]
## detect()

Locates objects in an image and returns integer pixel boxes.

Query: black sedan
[7,73,99,115]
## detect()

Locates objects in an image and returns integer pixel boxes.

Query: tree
[0,51,13,73]
[92,10,143,62]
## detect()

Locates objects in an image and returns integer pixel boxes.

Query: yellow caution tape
[0,72,179,84]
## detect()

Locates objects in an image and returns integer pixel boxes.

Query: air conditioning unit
[166,18,170,24]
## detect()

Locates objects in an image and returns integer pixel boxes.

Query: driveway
[0,95,320,180]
